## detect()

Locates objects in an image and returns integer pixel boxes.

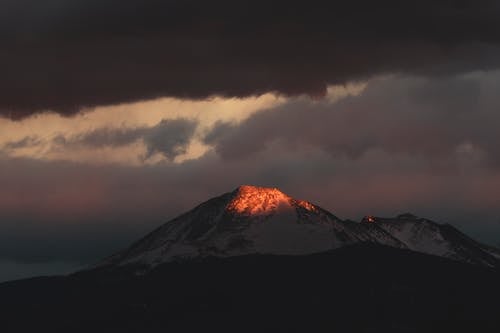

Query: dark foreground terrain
[1,244,500,333]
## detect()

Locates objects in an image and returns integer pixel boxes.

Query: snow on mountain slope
[483,245,500,260]
[96,186,499,270]
[365,214,499,267]
[99,186,362,267]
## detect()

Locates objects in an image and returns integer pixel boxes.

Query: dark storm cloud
[2,0,500,118]
[51,118,198,160]
[204,73,500,166]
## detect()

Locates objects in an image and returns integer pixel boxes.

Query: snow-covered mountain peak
[95,186,499,270]
[359,214,499,266]
[226,185,320,217]
[96,185,357,268]
[227,185,293,215]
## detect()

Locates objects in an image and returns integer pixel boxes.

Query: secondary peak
[362,215,378,223]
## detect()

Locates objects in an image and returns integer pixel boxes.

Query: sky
[1,0,500,281]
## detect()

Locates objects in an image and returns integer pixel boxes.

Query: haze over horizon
[1,0,500,281]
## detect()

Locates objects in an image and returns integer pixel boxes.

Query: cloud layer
[2,0,500,117]
[205,74,500,166]
[56,118,198,160]
[1,72,500,274]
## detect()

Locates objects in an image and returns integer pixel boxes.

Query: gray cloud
[2,0,500,117]
[142,119,198,160]
[49,118,198,160]
[1,119,199,162]
[204,73,500,167]
[63,127,147,148]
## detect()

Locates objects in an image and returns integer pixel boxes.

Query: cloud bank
[55,118,198,160]
[2,0,500,117]
[205,74,499,166]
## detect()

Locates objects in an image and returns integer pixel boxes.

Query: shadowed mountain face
[97,185,499,269]
[1,185,500,333]
[2,245,500,333]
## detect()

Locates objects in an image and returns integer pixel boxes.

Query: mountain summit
[99,185,359,267]
[98,185,499,269]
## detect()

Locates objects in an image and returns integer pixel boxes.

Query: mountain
[97,185,360,267]
[363,214,500,266]
[97,185,499,270]
[2,185,500,333]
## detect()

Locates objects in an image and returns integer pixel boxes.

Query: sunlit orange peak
[227,185,291,215]
[296,200,317,212]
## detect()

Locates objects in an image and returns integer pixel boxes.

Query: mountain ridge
[96,185,499,270]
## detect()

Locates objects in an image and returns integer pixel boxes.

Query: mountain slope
[3,245,500,333]
[364,214,499,266]
[97,185,499,270]
[99,185,363,267]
